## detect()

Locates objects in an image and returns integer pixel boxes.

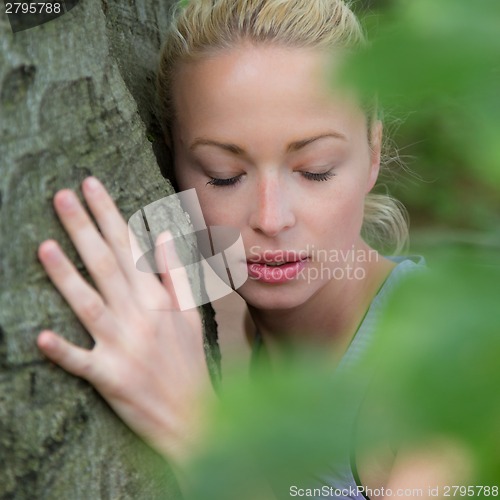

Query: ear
[365,120,383,194]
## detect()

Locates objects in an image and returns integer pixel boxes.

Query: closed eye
[301,169,336,182]
[206,174,243,187]
[206,169,335,187]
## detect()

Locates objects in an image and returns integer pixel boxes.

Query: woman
[36,0,426,497]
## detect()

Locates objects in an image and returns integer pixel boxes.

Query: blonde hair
[156,0,409,254]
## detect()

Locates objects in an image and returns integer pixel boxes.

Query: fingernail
[57,190,76,209]
[157,231,172,245]
[39,331,56,350]
[40,240,61,264]
[84,176,100,193]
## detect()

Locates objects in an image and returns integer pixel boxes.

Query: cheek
[196,190,244,228]
[312,185,366,239]
[339,193,366,232]
[173,160,246,228]
[172,166,231,225]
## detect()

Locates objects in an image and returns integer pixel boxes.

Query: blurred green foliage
[187,357,356,500]
[186,250,499,496]
[351,0,500,245]
[369,251,500,483]
[180,0,500,496]
[185,261,499,497]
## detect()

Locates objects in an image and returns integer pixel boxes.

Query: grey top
[316,255,426,499]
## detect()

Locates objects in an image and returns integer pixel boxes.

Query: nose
[248,173,296,237]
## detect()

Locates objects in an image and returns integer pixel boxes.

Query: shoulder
[372,255,427,309]
[383,255,426,285]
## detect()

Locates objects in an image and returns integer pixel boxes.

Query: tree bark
[0,1,219,498]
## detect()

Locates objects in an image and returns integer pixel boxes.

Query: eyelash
[206,169,336,187]
[301,170,336,182]
[206,175,243,187]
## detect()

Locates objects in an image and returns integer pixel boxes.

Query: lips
[246,251,309,283]
[247,250,309,265]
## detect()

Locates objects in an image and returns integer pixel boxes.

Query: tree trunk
[0,1,219,498]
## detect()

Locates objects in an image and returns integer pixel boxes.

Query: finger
[81,177,162,293]
[53,189,133,309]
[155,231,181,310]
[38,240,117,339]
[37,330,94,380]
[155,232,197,311]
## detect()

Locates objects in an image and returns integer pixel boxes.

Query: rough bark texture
[0,1,219,498]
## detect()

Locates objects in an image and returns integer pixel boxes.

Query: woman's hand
[37,176,212,467]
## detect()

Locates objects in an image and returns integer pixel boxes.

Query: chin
[235,279,318,311]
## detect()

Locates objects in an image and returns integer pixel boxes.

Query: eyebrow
[189,132,347,156]
[190,138,245,155]
[286,132,347,153]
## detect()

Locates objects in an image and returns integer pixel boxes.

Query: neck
[247,245,396,363]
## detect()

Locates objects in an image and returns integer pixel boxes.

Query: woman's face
[171,44,381,311]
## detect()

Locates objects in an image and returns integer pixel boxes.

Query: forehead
[171,44,366,143]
